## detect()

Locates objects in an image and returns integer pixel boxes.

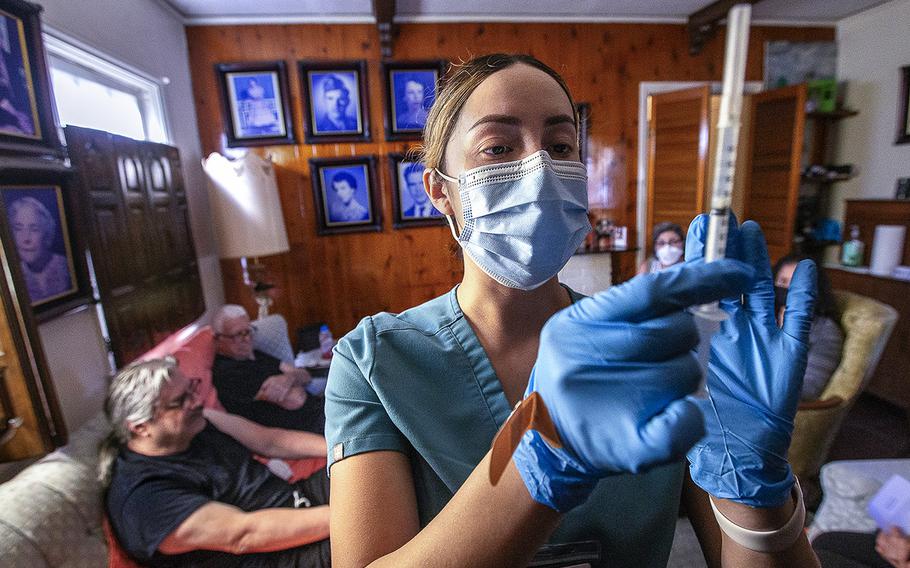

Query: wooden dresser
[827,199,910,410]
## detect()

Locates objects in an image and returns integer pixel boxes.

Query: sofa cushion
[253,314,295,363]
[0,457,106,567]
[172,327,223,411]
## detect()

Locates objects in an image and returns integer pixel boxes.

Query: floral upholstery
[788,291,898,484]
[809,459,910,540]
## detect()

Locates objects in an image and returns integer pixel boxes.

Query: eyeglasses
[216,325,256,341]
[655,238,683,247]
[157,378,201,412]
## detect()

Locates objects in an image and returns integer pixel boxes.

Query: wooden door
[65,127,205,367]
[645,86,710,247]
[741,84,807,262]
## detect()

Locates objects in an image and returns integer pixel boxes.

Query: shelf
[806,109,859,120]
[801,174,857,183]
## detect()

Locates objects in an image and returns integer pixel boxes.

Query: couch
[788,290,898,501]
[808,459,910,541]
[0,315,321,568]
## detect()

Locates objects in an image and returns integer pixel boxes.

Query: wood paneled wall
[186,22,833,337]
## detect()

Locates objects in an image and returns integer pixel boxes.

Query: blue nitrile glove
[685,214,817,508]
[512,259,755,512]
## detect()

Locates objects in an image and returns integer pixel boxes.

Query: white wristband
[708,478,806,553]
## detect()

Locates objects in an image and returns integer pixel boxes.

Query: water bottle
[318,324,334,360]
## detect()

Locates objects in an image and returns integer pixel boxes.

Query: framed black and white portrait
[310,156,381,235]
[389,153,443,228]
[216,61,295,147]
[300,60,370,143]
[382,61,446,140]
[897,65,910,145]
[0,0,62,158]
[0,164,90,320]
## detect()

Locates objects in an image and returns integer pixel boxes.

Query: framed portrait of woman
[215,61,296,147]
[0,163,90,320]
[382,60,447,141]
[309,156,381,235]
[0,0,63,158]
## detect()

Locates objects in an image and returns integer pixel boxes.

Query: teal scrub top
[325,286,684,567]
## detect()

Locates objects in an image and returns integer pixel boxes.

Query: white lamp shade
[203,152,290,259]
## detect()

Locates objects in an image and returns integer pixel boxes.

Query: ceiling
[161,0,893,25]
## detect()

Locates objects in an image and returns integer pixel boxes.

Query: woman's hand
[685,215,817,507]
[513,257,755,511]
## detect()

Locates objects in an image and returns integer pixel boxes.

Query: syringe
[693,4,752,389]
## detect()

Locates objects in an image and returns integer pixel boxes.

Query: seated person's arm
[330,449,560,568]
[203,408,325,459]
[158,501,329,556]
[876,528,910,568]
[279,361,313,384]
[255,373,308,410]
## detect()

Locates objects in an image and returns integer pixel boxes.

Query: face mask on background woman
[655,244,683,266]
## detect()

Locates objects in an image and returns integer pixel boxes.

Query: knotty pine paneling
[186,22,833,337]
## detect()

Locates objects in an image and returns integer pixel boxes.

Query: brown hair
[415,54,578,171]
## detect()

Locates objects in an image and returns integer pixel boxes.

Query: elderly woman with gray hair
[8,196,72,302]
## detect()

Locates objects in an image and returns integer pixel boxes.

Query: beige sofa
[0,414,109,567]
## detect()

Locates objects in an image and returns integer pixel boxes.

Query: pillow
[171,327,223,411]
[103,515,145,568]
[253,314,295,363]
[138,322,206,361]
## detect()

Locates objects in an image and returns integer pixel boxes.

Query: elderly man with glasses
[212,305,325,434]
[101,358,330,567]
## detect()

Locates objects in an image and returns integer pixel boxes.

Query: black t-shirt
[212,351,325,434]
[106,424,330,567]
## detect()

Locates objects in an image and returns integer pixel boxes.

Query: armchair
[788,291,898,495]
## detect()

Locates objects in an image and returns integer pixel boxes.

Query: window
[43,31,169,143]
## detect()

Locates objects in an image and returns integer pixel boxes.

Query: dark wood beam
[687,0,761,55]
[372,0,396,59]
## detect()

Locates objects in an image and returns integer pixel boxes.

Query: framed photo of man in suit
[389,153,444,228]
[310,156,381,235]
[300,60,370,144]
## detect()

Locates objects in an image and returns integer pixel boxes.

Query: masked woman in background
[639,221,686,275]
[325,53,821,568]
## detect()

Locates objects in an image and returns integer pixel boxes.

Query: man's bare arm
[203,408,325,459]
[158,501,329,556]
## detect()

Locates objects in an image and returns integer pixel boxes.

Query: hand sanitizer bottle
[840,225,864,267]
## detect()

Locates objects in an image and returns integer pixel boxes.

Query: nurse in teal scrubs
[325,54,820,568]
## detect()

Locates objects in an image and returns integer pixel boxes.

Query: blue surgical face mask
[436,150,591,290]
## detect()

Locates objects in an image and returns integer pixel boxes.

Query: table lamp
[203,151,290,319]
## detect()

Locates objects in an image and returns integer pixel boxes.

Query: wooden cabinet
[826,199,910,410]
[65,126,206,367]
